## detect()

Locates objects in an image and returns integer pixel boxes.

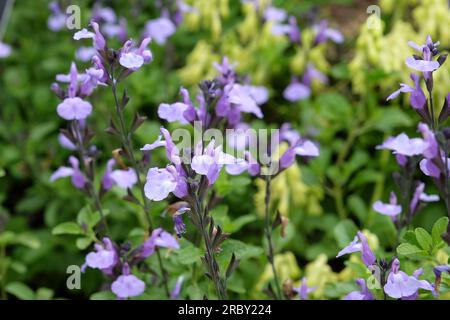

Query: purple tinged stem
[72,120,110,235]
[264,174,283,300]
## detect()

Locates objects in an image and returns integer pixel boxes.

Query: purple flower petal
[57,97,93,120]
[372,200,402,217]
[283,81,311,102]
[111,274,145,299]
[144,167,177,201]
[158,103,189,124]
[405,57,440,72]
[145,17,176,45]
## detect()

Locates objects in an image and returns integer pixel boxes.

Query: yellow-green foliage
[183,0,230,40]
[178,2,333,88]
[350,0,450,106]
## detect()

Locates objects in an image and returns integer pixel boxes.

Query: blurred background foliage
[0,0,449,299]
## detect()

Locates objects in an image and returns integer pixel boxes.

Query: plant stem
[264,174,283,300]
[192,194,227,299]
[72,121,110,235]
[110,80,170,297]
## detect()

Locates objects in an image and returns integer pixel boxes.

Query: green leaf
[90,291,116,300]
[52,222,83,235]
[333,219,358,248]
[367,109,412,132]
[173,239,202,265]
[402,230,420,247]
[76,237,93,250]
[396,243,427,257]
[35,288,54,300]
[415,228,432,251]
[432,217,449,246]
[0,231,15,245]
[5,282,35,300]
[14,233,41,249]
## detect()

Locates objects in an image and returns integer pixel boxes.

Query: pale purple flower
[418,122,438,159]
[244,151,261,176]
[373,192,402,217]
[405,35,445,82]
[119,38,153,71]
[336,235,361,258]
[288,16,301,43]
[226,123,253,151]
[91,21,106,51]
[410,182,425,215]
[57,97,93,120]
[170,276,184,299]
[50,156,86,189]
[419,192,439,202]
[314,20,344,44]
[213,56,237,85]
[270,24,292,37]
[92,5,116,24]
[405,57,440,72]
[419,158,441,178]
[376,133,429,157]
[302,64,328,87]
[75,46,97,62]
[0,42,12,58]
[73,28,95,40]
[173,214,186,238]
[227,84,263,119]
[102,159,138,190]
[158,102,190,124]
[140,135,166,151]
[264,6,287,22]
[344,278,374,300]
[54,62,101,119]
[74,21,106,51]
[359,232,376,267]
[336,231,376,268]
[144,167,179,201]
[83,238,118,275]
[141,228,180,258]
[295,140,319,157]
[160,127,181,165]
[191,140,242,185]
[434,265,450,281]
[384,259,433,299]
[111,264,145,299]
[80,68,106,96]
[293,278,315,300]
[283,78,311,102]
[48,1,66,31]
[58,133,76,150]
[243,85,269,105]
[279,129,320,170]
[387,74,426,110]
[145,17,176,45]
[280,123,301,146]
